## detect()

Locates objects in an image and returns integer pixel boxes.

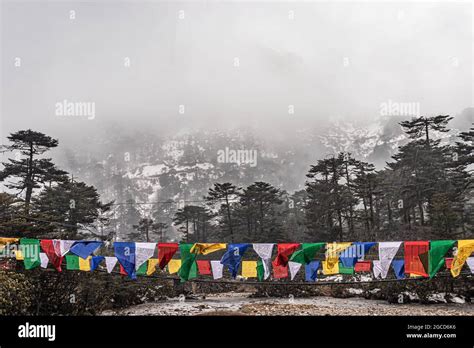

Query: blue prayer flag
[392,259,405,279]
[220,243,250,278]
[305,260,320,282]
[114,242,136,279]
[70,241,103,259]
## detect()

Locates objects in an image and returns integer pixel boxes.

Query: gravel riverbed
[102,292,474,316]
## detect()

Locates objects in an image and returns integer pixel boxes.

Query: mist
[1,0,472,149]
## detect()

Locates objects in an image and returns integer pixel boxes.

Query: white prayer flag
[211,260,223,279]
[253,243,274,279]
[105,256,118,273]
[40,253,49,268]
[466,257,474,274]
[373,260,382,278]
[378,242,402,279]
[288,261,302,280]
[57,240,75,256]
[135,242,156,270]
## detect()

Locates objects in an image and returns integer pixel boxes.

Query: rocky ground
[102,292,474,316]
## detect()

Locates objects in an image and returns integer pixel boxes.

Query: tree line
[0,115,472,243]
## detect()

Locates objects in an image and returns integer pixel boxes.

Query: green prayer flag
[20,238,41,270]
[338,263,354,275]
[178,243,198,282]
[256,259,265,281]
[428,240,455,278]
[137,261,148,276]
[289,243,325,264]
[66,255,80,270]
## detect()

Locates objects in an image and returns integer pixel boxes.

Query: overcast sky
[1,0,473,143]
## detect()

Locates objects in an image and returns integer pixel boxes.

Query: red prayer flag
[404,241,429,277]
[354,260,372,272]
[445,257,453,269]
[40,239,64,272]
[197,260,212,275]
[273,264,289,279]
[157,243,179,269]
[119,264,127,275]
[273,243,300,267]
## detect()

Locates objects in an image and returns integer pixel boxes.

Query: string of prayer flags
[157,243,178,269]
[253,243,274,280]
[40,240,63,272]
[197,260,212,275]
[114,242,137,279]
[242,261,257,278]
[70,241,103,259]
[290,243,325,264]
[66,255,80,270]
[20,238,41,270]
[178,244,198,282]
[210,260,223,279]
[451,240,474,277]
[147,258,159,276]
[105,256,118,273]
[378,242,402,278]
[90,256,105,271]
[305,260,320,282]
[288,261,302,280]
[79,256,91,271]
[273,243,300,267]
[391,259,405,279]
[190,243,226,255]
[404,241,429,277]
[220,243,250,278]
[428,240,455,278]
[167,259,181,274]
[135,242,156,271]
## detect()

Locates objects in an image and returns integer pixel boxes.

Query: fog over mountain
[1,1,473,202]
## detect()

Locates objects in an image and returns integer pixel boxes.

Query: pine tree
[173,205,213,242]
[0,129,68,214]
[205,183,240,242]
[32,178,112,238]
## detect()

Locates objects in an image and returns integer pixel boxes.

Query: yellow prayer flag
[15,249,24,260]
[451,240,474,277]
[322,259,340,275]
[242,261,257,278]
[147,258,159,276]
[79,256,91,271]
[190,243,227,255]
[167,259,181,274]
